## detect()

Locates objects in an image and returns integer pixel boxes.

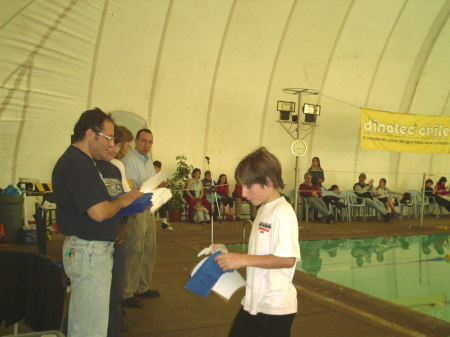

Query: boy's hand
[215,253,246,271]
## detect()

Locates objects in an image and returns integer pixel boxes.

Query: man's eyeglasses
[97,132,115,142]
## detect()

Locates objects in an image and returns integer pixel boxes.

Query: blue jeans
[63,236,114,337]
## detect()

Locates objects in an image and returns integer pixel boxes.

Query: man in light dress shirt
[122,128,161,308]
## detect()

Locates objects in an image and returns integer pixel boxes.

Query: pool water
[228,234,450,323]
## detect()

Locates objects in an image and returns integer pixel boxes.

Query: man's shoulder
[122,151,140,168]
[54,146,90,172]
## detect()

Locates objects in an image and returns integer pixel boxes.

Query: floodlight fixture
[277,101,295,120]
[302,103,321,115]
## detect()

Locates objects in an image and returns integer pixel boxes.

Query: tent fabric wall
[0,0,449,195]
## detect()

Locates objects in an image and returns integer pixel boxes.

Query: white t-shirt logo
[258,222,271,233]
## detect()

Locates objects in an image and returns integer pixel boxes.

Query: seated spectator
[323,185,346,210]
[153,160,174,230]
[202,171,215,203]
[193,198,210,224]
[202,170,220,219]
[374,178,401,216]
[216,174,235,221]
[186,168,210,222]
[233,182,257,221]
[299,172,333,224]
[424,179,434,198]
[435,177,450,212]
[353,173,391,222]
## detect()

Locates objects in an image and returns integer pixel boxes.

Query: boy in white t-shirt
[215,147,301,337]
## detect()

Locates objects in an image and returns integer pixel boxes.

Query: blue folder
[184,251,233,298]
[117,193,153,216]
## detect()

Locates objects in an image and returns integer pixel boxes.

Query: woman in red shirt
[435,177,450,212]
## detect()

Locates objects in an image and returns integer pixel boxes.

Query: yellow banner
[360,108,450,154]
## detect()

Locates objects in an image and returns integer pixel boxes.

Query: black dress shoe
[134,289,160,298]
[123,297,142,308]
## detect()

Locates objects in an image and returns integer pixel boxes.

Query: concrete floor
[1,215,450,336]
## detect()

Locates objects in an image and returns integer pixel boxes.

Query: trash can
[0,195,24,242]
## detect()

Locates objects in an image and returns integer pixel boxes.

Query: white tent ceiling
[1,0,449,195]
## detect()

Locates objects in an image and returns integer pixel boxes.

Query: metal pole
[420,172,426,228]
[280,88,319,216]
[293,92,303,215]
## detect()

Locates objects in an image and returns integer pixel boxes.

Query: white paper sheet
[139,171,170,193]
[149,188,172,213]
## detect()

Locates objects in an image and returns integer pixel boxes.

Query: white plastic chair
[341,191,366,222]
[409,190,429,218]
[300,195,315,222]
[427,196,444,217]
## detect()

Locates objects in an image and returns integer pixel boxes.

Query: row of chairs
[299,190,447,222]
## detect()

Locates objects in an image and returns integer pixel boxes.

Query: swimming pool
[228,234,450,323]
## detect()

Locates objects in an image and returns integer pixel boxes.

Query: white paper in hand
[149,188,172,213]
[140,171,170,193]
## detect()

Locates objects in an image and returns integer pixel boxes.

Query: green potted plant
[167,155,193,221]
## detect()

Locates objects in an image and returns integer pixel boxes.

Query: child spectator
[424,179,434,198]
[193,198,210,224]
[215,147,300,337]
[374,178,401,216]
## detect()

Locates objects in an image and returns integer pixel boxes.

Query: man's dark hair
[72,107,113,142]
[153,160,162,169]
[235,147,284,189]
[136,128,152,139]
[425,179,433,185]
[380,178,387,184]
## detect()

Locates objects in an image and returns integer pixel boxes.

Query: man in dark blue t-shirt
[52,108,141,337]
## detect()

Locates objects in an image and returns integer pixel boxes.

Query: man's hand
[215,253,247,271]
[87,190,143,222]
[117,190,143,208]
